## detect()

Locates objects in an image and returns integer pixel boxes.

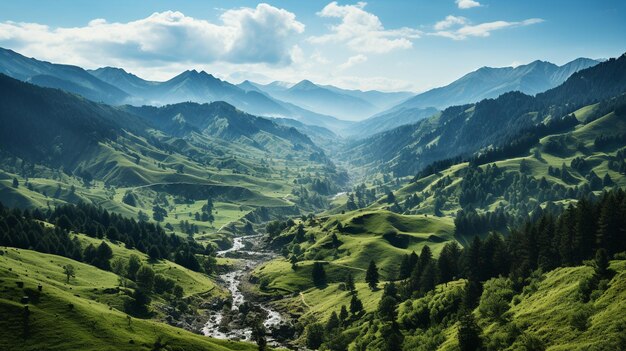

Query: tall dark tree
[305,323,325,350]
[251,318,267,351]
[377,296,398,322]
[346,272,356,292]
[438,242,461,284]
[398,254,412,280]
[458,312,482,351]
[365,260,379,290]
[349,293,363,315]
[312,262,327,287]
[325,311,340,332]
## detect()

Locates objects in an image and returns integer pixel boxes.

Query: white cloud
[456,0,482,9]
[434,15,468,31]
[0,4,304,68]
[308,1,421,53]
[338,54,368,70]
[431,17,543,40]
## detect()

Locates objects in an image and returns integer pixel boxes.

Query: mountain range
[0,46,603,140]
[386,57,600,113]
[342,54,626,176]
[239,79,412,121]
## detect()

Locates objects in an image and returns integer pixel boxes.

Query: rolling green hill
[0,247,257,351]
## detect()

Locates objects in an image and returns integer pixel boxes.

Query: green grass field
[0,247,257,351]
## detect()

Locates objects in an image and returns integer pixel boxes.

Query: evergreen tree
[94,242,113,270]
[251,318,267,351]
[377,296,398,322]
[339,305,349,325]
[148,245,161,261]
[325,311,340,332]
[380,322,404,351]
[312,262,327,287]
[345,272,356,292]
[594,248,611,279]
[127,254,141,279]
[294,223,306,243]
[597,197,620,254]
[365,260,379,290]
[458,312,482,351]
[12,177,18,188]
[349,293,363,315]
[438,242,461,284]
[398,254,412,280]
[305,323,325,350]
[419,262,437,294]
[136,265,155,292]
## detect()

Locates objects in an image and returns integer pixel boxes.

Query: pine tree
[305,323,325,350]
[365,260,379,290]
[127,254,141,279]
[398,254,411,280]
[325,311,340,332]
[345,272,355,292]
[438,242,461,284]
[574,198,596,263]
[136,265,155,292]
[594,248,611,279]
[251,318,267,351]
[419,262,437,294]
[377,296,398,322]
[458,312,482,351]
[597,197,620,254]
[349,293,363,315]
[339,305,349,325]
[312,262,326,287]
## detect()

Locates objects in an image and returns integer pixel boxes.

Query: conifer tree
[365,260,379,290]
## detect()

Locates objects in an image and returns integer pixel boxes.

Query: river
[202,235,284,344]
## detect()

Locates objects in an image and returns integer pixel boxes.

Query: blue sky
[0,0,624,91]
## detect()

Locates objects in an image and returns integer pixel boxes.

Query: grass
[255,210,454,288]
[72,233,225,298]
[385,106,626,218]
[0,247,257,351]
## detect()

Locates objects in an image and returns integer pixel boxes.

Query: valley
[1,42,626,351]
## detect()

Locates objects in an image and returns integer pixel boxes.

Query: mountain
[384,57,600,113]
[0,47,129,104]
[91,67,352,133]
[121,101,318,152]
[346,107,439,138]
[91,68,289,114]
[243,79,384,121]
[0,73,146,169]
[319,84,413,111]
[342,53,625,177]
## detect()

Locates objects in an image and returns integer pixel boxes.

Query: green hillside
[0,248,257,351]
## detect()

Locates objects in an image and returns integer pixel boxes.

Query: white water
[202,236,283,342]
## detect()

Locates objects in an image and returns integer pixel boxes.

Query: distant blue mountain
[0,47,129,104]
[241,79,412,121]
[385,58,600,113]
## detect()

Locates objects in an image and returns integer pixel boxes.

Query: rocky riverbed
[202,235,291,347]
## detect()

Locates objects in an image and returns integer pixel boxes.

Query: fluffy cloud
[338,54,368,70]
[434,15,468,31]
[308,2,421,53]
[432,18,543,40]
[456,0,482,9]
[0,4,304,68]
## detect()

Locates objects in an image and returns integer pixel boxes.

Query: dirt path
[299,292,311,309]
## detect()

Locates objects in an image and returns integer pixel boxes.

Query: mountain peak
[291,79,319,90]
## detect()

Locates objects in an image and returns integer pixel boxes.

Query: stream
[202,235,284,344]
